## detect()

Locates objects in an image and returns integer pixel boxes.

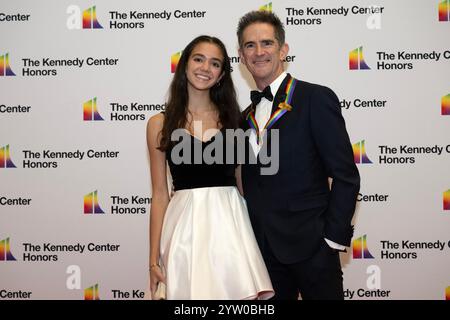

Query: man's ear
[279,43,289,61]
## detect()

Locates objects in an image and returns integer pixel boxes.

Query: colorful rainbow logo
[0,53,16,76]
[0,145,17,168]
[259,2,272,12]
[84,284,100,300]
[84,190,105,214]
[83,6,103,29]
[171,51,182,73]
[352,234,374,259]
[83,97,104,121]
[352,140,373,164]
[439,0,450,21]
[444,189,450,210]
[349,46,370,70]
[441,94,450,115]
[0,238,17,261]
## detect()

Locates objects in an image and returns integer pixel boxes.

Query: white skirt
[160,186,274,300]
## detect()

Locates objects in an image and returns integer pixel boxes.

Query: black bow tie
[250,86,273,106]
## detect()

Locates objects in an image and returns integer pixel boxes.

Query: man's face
[239,22,288,89]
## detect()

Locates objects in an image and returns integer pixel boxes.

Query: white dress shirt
[248,71,346,251]
[249,72,286,156]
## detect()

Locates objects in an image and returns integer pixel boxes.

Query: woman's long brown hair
[158,35,241,151]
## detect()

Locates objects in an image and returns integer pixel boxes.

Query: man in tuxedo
[237,10,360,300]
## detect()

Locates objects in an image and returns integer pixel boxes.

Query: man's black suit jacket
[240,74,360,264]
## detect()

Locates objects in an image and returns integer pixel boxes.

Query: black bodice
[167,130,237,191]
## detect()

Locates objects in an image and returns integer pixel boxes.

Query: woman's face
[185,42,224,92]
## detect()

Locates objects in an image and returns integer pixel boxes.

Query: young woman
[147,35,273,300]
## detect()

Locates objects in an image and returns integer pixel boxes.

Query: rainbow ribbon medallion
[247,77,297,144]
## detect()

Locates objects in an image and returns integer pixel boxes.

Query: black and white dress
[159,129,274,300]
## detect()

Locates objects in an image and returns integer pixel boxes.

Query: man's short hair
[237,10,285,48]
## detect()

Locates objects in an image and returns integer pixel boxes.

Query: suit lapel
[242,104,253,130]
[267,74,296,130]
[267,73,297,130]
[245,74,298,153]
[271,73,291,115]
[261,74,299,155]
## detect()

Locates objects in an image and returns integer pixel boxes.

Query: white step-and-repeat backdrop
[1,0,449,300]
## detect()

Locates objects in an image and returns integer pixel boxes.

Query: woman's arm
[235,165,244,196]
[147,113,170,296]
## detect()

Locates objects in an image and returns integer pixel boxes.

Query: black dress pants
[263,237,344,300]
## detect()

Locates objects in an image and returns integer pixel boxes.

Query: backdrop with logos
[1,0,449,300]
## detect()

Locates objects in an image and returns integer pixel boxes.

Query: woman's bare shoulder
[147,112,165,131]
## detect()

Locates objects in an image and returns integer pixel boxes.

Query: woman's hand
[150,265,166,299]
